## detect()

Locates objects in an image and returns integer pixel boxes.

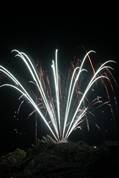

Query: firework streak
[0,50,116,142]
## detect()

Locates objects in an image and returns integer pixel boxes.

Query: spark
[0,49,116,142]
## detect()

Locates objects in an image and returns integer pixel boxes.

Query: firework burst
[0,49,117,142]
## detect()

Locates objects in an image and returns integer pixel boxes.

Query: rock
[0,148,26,177]
[0,142,118,178]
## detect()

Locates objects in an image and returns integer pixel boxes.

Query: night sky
[0,15,119,155]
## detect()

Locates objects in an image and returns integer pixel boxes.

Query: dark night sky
[0,15,119,154]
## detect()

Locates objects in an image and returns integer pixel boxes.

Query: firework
[0,49,116,142]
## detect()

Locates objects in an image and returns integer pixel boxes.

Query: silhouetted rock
[0,141,119,178]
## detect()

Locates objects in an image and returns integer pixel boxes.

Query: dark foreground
[0,141,119,178]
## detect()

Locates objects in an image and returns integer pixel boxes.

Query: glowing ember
[0,49,116,142]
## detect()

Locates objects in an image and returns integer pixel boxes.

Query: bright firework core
[0,49,116,142]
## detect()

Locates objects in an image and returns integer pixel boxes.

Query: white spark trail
[65,62,114,138]
[0,49,116,142]
[0,67,58,141]
[63,51,95,138]
[12,50,59,139]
